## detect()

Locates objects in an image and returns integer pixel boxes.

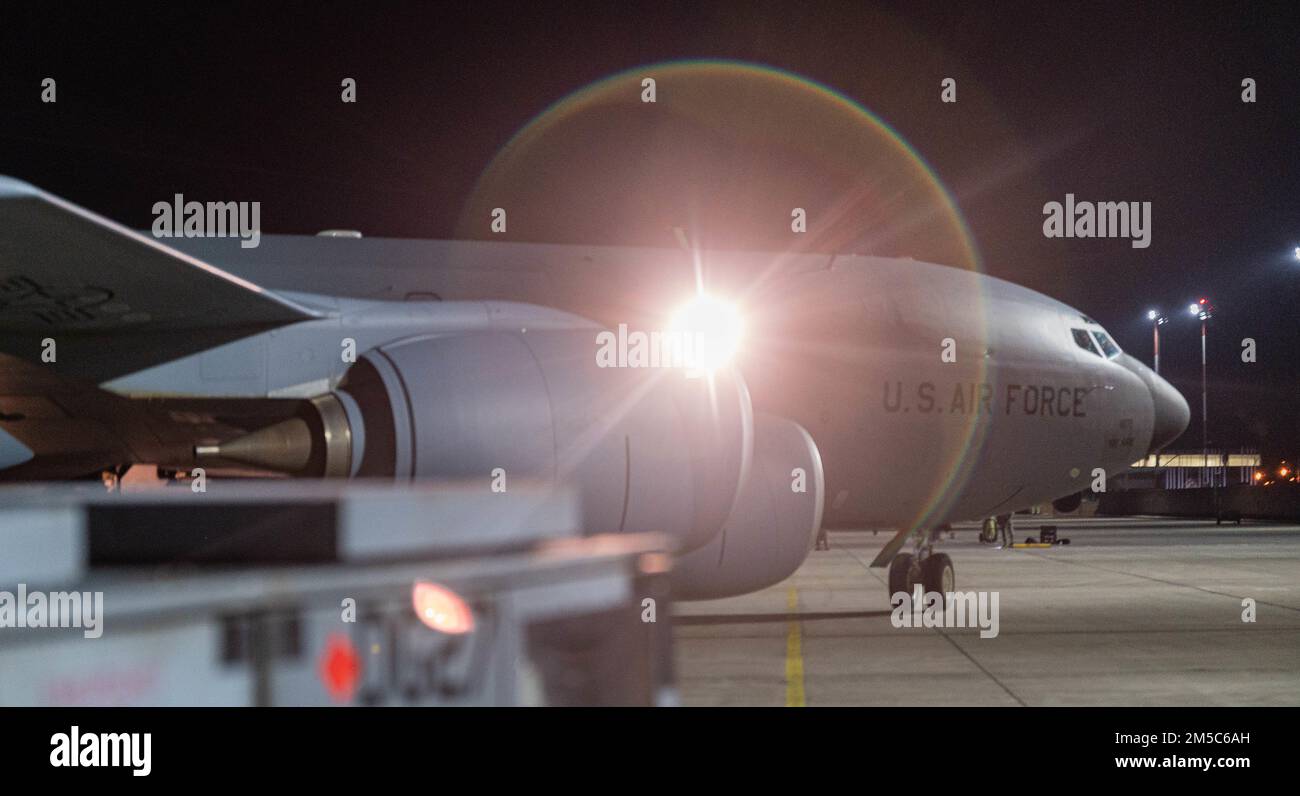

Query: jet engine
[671,413,825,599]
[332,329,753,552]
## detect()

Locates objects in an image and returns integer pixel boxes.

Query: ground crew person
[997,512,1014,547]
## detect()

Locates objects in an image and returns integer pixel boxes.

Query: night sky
[2,2,1298,455]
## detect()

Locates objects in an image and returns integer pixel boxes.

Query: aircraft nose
[1147,373,1190,455]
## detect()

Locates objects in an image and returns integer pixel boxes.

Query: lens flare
[457,58,988,538]
[668,294,743,371]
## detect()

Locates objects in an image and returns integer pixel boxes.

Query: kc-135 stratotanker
[0,177,1189,599]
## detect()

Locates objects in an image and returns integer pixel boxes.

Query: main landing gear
[886,527,955,599]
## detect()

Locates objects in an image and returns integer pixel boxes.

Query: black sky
[2,1,1298,455]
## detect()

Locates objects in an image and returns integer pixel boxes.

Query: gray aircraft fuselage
[131,236,1190,532]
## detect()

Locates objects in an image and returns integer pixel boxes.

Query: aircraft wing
[0,176,317,383]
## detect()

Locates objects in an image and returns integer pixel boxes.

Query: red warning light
[318,632,362,702]
[412,581,474,634]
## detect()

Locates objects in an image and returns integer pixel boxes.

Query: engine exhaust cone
[194,417,314,473]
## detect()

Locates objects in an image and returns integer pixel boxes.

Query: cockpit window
[1072,328,1101,356]
[1091,330,1121,358]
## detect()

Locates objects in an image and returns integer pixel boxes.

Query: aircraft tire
[921,553,955,595]
[888,553,921,598]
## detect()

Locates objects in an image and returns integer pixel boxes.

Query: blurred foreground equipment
[0,481,672,706]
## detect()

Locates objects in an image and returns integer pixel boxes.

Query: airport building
[1120,448,1263,490]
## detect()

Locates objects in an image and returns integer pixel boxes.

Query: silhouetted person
[997,513,1014,547]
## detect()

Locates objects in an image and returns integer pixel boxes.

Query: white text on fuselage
[882,381,1090,418]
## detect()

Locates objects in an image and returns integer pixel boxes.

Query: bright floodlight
[1294,247,1300,261]
[1188,303,1200,314]
[1147,309,1158,320]
[668,294,743,371]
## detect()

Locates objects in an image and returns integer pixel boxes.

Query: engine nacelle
[671,414,824,599]
[336,330,753,552]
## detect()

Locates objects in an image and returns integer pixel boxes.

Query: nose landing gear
[886,527,955,599]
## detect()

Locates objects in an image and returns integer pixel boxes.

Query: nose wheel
[888,552,922,596]
[888,550,955,597]
[921,552,955,594]
[875,526,957,601]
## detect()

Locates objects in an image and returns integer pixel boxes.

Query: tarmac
[673,516,1300,706]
